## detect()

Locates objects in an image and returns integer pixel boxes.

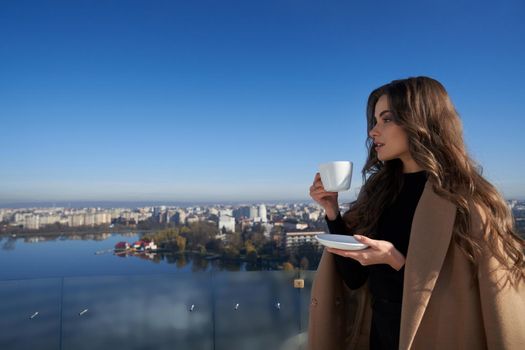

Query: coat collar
[400,181,457,349]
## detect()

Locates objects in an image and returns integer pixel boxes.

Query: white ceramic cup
[319,161,353,192]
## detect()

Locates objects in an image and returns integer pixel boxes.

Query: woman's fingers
[327,247,365,257]
[312,173,325,188]
[327,247,345,256]
[313,173,323,187]
[327,248,370,264]
[311,173,320,187]
[327,239,400,268]
[310,183,337,195]
[353,235,378,248]
[310,188,337,201]
[310,172,338,206]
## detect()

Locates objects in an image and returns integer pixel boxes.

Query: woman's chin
[377,155,395,162]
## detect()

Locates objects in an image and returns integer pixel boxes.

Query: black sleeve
[325,213,369,290]
[325,212,352,235]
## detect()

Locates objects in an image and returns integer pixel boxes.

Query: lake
[0,232,276,280]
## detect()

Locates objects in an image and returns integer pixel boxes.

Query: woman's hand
[309,172,339,220]
[327,235,406,271]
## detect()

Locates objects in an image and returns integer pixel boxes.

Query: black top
[326,170,428,302]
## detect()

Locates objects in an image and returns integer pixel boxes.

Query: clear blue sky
[1,0,524,203]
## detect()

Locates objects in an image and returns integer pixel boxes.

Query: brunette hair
[343,76,524,281]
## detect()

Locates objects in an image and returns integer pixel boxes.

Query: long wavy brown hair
[342,76,524,281]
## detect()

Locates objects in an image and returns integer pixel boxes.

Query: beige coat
[308,181,525,350]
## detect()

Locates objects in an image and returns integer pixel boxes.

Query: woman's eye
[383,118,392,123]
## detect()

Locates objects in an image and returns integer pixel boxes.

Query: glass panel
[213,271,299,350]
[0,278,61,350]
[61,273,213,350]
[0,272,312,349]
[300,270,316,332]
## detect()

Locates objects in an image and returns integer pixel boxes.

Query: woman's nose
[369,125,379,138]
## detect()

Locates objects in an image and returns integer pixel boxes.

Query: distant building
[121,211,140,224]
[186,215,199,224]
[284,231,324,250]
[84,214,95,226]
[249,206,258,219]
[262,222,273,238]
[233,206,250,220]
[308,210,321,221]
[219,215,236,232]
[94,213,110,225]
[153,206,166,222]
[259,204,267,222]
[14,213,26,224]
[114,241,130,251]
[283,218,308,231]
[131,239,157,251]
[69,214,85,227]
[24,215,40,230]
[173,210,186,225]
[161,211,171,224]
[220,208,233,217]
[141,239,157,250]
[40,215,61,226]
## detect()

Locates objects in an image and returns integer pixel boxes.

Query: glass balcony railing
[0,270,314,350]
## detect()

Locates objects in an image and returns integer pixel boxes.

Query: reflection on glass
[0,278,61,350]
[0,271,312,350]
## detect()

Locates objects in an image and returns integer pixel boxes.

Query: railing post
[294,270,305,333]
[58,277,64,350]
[211,270,216,350]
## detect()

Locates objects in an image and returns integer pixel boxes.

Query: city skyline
[2,0,525,203]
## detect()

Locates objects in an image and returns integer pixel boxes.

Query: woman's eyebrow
[374,109,393,120]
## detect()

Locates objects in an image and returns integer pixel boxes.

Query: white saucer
[315,234,369,251]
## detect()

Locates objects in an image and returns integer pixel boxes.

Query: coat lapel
[399,181,457,349]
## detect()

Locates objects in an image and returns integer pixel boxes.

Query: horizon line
[1,196,524,209]
[0,198,325,209]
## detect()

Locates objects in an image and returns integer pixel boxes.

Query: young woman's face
[369,94,412,164]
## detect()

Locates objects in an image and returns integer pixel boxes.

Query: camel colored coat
[308,181,525,350]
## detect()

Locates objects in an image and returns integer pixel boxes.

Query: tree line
[143,221,322,270]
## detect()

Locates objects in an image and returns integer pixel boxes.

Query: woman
[308,76,525,350]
